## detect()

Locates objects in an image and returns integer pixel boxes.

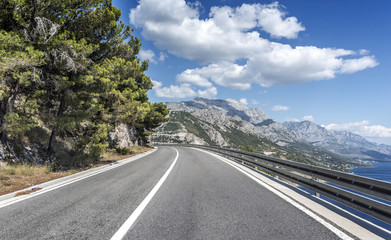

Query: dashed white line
[110,147,179,240]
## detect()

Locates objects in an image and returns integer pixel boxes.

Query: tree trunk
[47,91,67,156]
[0,98,8,144]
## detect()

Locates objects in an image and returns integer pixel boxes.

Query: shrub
[115,147,133,155]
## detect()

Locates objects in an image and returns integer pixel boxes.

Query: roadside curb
[0,147,157,208]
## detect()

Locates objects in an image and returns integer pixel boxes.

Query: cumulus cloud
[198,87,218,98]
[272,105,290,111]
[152,81,217,99]
[303,115,314,122]
[130,0,378,90]
[339,56,378,74]
[324,121,391,138]
[177,62,252,89]
[254,2,305,39]
[239,98,248,105]
[176,69,212,87]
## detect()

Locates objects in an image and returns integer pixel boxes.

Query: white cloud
[139,49,157,63]
[138,49,167,64]
[176,62,251,89]
[324,121,391,138]
[303,115,314,122]
[198,87,217,98]
[176,69,212,87]
[272,105,290,111]
[131,0,378,90]
[153,83,196,98]
[239,98,248,105]
[152,81,217,99]
[152,80,162,89]
[339,56,378,74]
[209,2,305,39]
[254,2,305,39]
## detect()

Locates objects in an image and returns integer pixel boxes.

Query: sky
[113,0,391,145]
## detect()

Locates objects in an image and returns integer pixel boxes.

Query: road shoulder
[0,148,157,208]
[195,147,388,240]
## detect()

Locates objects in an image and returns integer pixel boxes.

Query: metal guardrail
[161,144,391,225]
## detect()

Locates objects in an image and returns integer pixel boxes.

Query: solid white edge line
[196,148,354,240]
[110,147,179,240]
[0,148,157,209]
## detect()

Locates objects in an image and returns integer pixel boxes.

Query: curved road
[0,147,343,239]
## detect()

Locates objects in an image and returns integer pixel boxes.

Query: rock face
[153,98,299,147]
[167,97,269,124]
[109,124,141,147]
[152,98,363,169]
[284,121,391,160]
[151,97,391,168]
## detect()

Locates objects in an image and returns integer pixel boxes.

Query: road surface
[0,146,343,239]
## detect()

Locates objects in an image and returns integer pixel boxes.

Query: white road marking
[0,149,157,209]
[110,147,179,240]
[198,148,354,240]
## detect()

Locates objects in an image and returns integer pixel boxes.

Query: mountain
[160,98,299,146]
[284,121,391,161]
[166,98,269,124]
[152,98,357,170]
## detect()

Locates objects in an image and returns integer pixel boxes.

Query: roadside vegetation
[0,1,169,170]
[0,146,151,196]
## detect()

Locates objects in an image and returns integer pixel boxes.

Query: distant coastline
[351,162,391,183]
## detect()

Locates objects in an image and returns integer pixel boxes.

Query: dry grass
[0,164,71,196]
[100,146,152,163]
[0,146,152,196]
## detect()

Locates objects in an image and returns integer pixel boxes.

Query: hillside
[284,121,391,162]
[151,98,359,170]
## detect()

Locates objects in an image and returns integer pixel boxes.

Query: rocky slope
[284,121,391,161]
[160,98,299,146]
[152,98,358,170]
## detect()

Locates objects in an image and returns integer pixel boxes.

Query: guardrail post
[313,177,320,197]
[275,166,279,180]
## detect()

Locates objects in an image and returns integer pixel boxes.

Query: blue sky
[113,0,391,145]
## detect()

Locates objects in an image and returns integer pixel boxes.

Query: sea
[299,161,391,233]
[340,162,391,233]
[351,162,391,183]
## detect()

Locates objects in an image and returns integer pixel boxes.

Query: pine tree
[0,0,169,166]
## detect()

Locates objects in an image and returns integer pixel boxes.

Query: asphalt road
[0,146,343,239]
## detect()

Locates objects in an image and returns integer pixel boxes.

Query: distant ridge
[151,98,371,170]
[284,121,391,161]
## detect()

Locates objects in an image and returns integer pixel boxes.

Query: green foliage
[115,147,133,155]
[0,0,169,166]
[0,30,45,144]
[238,145,257,153]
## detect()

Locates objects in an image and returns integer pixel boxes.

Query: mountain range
[151,98,391,169]
[284,121,391,162]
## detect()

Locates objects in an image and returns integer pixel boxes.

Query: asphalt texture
[0,146,342,239]
[0,147,175,240]
[125,147,341,240]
